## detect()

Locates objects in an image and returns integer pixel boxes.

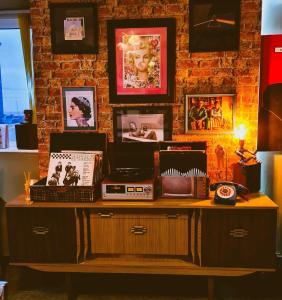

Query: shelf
[10,256,274,276]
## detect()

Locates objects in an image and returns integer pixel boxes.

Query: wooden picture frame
[189,0,240,52]
[49,2,98,54]
[107,18,176,103]
[113,106,172,142]
[184,94,236,134]
[61,87,97,131]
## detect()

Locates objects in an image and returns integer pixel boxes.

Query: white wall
[262,0,282,35]
[0,152,39,201]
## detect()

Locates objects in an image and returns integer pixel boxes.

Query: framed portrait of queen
[107,18,176,103]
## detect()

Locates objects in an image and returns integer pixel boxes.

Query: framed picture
[184,94,236,134]
[61,87,97,131]
[107,18,176,103]
[189,0,240,52]
[113,106,172,142]
[49,3,98,54]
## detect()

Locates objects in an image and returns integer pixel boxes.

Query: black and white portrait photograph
[121,113,164,142]
[61,86,97,131]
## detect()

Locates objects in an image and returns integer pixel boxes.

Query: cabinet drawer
[90,212,188,256]
[200,209,277,268]
[7,208,81,263]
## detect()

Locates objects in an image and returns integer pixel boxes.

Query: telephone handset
[210,181,249,205]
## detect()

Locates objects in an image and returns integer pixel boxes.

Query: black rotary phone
[210,181,249,205]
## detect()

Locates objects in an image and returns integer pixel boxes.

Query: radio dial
[144,186,152,194]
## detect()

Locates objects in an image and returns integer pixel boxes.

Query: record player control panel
[102,181,154,200]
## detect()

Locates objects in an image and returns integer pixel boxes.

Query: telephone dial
[210,181,249,205]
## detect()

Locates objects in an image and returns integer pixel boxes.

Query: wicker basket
[30,178,99,202]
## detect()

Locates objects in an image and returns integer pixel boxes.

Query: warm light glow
[234,124,247,140]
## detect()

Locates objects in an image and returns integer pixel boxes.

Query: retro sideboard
[6,193,278,300]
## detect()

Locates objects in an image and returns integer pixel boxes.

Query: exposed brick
[31,0,261,180]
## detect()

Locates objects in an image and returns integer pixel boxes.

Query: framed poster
[113,106,172,142]
[49,3,98,54]
[107,18,176,103]
[189,0,240,52]
[61,87,97,131]
[184,94,235,134]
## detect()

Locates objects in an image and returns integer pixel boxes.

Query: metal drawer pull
[32,226,49,235]
[166,214,179,218]
[131,225,147,235]
[98,213,113,218]
[229,228,248,238]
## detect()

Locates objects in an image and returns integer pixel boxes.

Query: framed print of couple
[107,18,176,103]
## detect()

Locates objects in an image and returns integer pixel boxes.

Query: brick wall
[31,0,261,181]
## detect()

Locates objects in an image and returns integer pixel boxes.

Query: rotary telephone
[210,181,249,205]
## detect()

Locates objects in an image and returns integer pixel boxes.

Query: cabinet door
[7,208,80,263]
[90,212,189,256]
[200,209,277,268]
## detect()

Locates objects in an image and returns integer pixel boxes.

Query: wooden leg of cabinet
[65,273,76,300]
[207,276,215,300]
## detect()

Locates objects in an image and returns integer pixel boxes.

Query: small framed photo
[107,18,176,103]
[61,87,97,131]
[189,0,240,52]
[184,94,235,134]
[49,3,98,54]
[113,106,172,142]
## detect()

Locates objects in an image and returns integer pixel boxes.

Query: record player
[102,142,156,200]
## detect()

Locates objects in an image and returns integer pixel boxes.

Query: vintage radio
[160,176,209,199]
[102,178,154,201]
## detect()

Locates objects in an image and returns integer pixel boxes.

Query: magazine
[64,17,85,41]
[46,152,97,186]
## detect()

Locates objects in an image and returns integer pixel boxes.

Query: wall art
[107,18,176,103]
[189,0,240,52]
[61,86,97,131]
[50,3,98,54]
[185,94,235,134]
[113,106,172,142]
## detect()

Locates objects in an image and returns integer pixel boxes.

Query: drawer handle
[32,226,49,235]
[166,214,179,218]
[229,228,248,238]
[98,213,113,218]
[131,225,147,235]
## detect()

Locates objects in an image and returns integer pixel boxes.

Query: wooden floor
[4,264,282,300]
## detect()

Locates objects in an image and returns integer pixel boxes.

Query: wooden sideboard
[6,193,278,300]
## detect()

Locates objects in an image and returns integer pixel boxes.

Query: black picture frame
[113,106,172,143]
[61,86,97,131]
[107,18,176,103]
[189,0,241,52]
[49,2,98,54]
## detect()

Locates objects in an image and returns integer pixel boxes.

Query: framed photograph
[61,87,97,131]
[107,18,176,103]
[49,3,98,54]
[189,0,240,52]
[184,94,235,134]
[113,106,172,142]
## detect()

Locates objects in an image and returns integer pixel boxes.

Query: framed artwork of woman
[61,87,97,131]
[107,18,176,103]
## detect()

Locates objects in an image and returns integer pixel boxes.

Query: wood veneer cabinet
[6,194,278,299]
